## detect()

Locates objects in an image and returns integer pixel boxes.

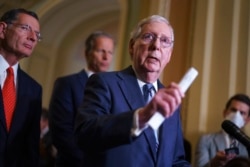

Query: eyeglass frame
[7,22,42,42]
[139,33,174,48]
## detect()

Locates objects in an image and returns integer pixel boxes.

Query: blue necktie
[143,84,159,152]
[143,83,155,104]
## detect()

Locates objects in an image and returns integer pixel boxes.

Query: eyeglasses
[140,33,173,48]
[8,23,42,42]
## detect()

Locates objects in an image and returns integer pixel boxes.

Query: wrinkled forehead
[140,21,174,40]
[16,13,40,30]
[141,21,172,35]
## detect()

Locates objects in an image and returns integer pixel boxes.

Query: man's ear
[85,50,90,61]
[0,22,7,39]
[223,109,228,118]
[246,115,250,124]
[165,47,173,63]
[128,39,135,57]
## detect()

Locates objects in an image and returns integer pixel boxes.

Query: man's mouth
[147,56,159,62]
[24,43,32,50]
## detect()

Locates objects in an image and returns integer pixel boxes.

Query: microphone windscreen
[221,120,250,148]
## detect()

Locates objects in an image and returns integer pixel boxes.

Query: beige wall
[186,0,250,164]
[1,0,250,165]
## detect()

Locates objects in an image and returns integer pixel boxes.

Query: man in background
[195,94,250,167]
[0,8,42,167]
[49,31,115,167]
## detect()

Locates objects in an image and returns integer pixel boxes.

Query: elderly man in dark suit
[0,8,42,167]
[75,15,190,167]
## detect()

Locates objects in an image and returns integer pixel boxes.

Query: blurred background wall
[1,0,250,165]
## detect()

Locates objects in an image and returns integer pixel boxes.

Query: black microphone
[221,120,250,149]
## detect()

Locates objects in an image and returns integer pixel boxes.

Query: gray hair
[130,15,174,42]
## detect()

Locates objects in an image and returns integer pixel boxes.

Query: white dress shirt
[0,55,18,89]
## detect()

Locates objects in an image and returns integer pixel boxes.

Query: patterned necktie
[143,83,155,104]
[143,84,159,152]
[3,67,16,131]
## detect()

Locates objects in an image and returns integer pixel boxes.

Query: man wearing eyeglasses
[0,8,42,167]
[75,15,190,167]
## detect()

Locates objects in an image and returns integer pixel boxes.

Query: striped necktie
[143,83,155,104]
[143,84,159,152]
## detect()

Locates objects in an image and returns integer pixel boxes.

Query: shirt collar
[137,79,158,94]
[0,54,19,83]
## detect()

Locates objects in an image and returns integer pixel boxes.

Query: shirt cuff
[131,108,148,136]
[131,109,165,136]
[147,112,165,130]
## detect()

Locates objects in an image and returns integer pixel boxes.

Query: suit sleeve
[49,78,83,164]
[75,74,134,151]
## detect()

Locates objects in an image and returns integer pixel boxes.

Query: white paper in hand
[178,67,198,93]
[148,67,198,130]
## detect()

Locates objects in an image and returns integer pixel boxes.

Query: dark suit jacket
[49,70,88,167]
[75,66,190,167]
[0,66,42,167]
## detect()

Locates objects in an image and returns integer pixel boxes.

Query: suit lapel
[214,132,227,150]
[0,89,7,132]
[116,66,145,110]
[144,127,157,162]
[0,67,27,136]
[116,66,165,110]
[117,67,166,162]
[8,68,29,136]
[78,70,88,87]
